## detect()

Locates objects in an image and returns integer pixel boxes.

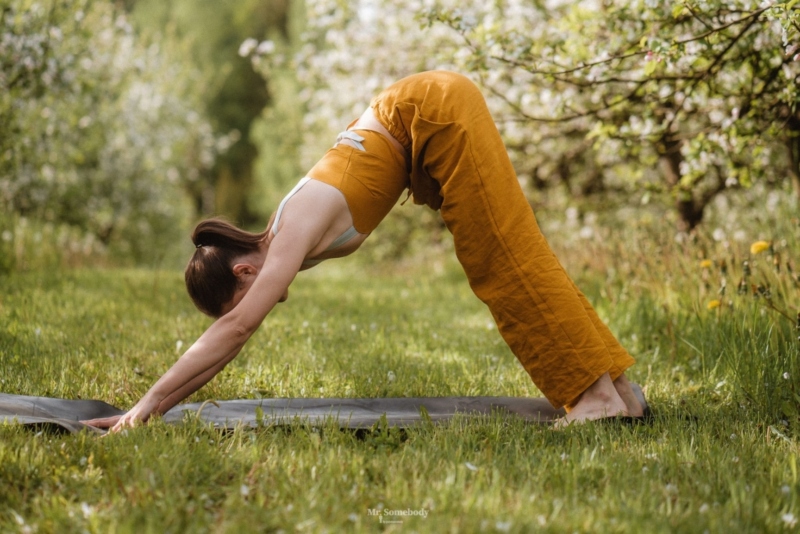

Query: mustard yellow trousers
[371,71,635,408]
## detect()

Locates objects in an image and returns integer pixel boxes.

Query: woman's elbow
[221,312,261,343]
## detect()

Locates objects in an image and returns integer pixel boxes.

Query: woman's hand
[81,394,162,432]
[109,396,163,432]
[80,415,122,429]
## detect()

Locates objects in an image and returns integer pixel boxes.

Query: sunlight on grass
[2,217,800,532]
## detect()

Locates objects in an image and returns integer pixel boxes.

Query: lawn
[1,219,799,533]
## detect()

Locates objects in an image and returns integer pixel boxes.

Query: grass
[1,215,800,533]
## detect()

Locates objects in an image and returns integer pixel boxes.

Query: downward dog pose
[85,71,643,431]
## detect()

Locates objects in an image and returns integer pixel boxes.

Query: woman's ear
[231,262,258,279]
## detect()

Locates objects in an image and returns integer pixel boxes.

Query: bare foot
[612,373,644,417]
[554,373,629,428]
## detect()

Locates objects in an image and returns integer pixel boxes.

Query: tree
[0,0,217,264]
[248,0,800,230]
[126,0,292,225]
[428,0,800,230]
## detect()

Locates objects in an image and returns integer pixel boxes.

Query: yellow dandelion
[750,241,770,255]
[700,259,713,269]
[707,300,721,310]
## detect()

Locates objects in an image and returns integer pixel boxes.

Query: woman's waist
[349,107,407,160]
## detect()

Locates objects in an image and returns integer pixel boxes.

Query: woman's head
[185,218,268,318]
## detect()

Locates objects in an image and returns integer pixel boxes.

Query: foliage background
[2,0,798,271]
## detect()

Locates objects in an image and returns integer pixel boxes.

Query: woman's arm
[89,254,299,431]
[84,182,350,432]
[90,222,321,432]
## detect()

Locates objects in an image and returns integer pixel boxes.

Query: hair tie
[195,243,204,249]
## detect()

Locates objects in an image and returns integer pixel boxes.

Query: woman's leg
[372,71,637,412]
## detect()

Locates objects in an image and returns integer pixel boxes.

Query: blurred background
[1,0,798,272]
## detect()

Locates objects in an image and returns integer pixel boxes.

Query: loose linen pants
[371,71,635,408]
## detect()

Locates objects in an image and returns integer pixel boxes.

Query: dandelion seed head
[782,513,798,528]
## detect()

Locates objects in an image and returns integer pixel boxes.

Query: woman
[86,71,643,431]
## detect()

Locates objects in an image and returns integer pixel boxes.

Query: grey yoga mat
[0,384,648,433]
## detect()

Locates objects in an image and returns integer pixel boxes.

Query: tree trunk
[787,114,800,200]
[657,136,704,231]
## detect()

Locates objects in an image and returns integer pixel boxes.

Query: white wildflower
[238,38,258,57]
[256,40,275,55]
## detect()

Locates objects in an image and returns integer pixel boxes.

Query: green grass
[1,240,799,532]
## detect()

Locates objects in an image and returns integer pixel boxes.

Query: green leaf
[644,60,657,76]
[672,3,687,18]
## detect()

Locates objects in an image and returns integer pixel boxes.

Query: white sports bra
[271,177,359,266]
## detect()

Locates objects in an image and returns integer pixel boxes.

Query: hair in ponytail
[185,218,268,318]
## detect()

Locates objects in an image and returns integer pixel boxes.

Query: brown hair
[185,218,268,318]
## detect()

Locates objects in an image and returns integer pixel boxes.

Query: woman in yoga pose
[86,71,643,431]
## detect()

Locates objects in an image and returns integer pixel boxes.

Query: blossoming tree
[250,0,799,230]
[1,0,216,263]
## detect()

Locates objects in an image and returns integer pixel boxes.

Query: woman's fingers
[80,416,122,429]
[109,411,148,433]
[81,412,147,432]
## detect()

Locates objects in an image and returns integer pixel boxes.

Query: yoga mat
[0,384,648,434]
